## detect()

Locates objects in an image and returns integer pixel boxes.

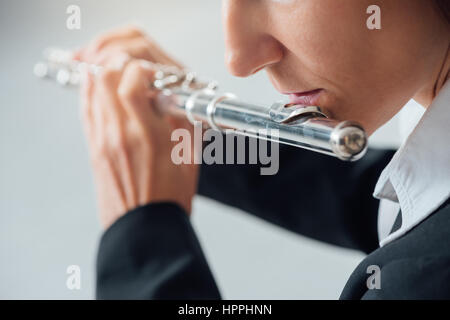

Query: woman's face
[222,0,448,135]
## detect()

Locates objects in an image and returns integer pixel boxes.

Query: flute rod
[34,48,368,161]
[167,88,367,160]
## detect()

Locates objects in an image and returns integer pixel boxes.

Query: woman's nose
[222,0,283,78]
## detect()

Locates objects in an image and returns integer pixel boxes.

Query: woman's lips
[288,89,323,106]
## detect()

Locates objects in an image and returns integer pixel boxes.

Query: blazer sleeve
[96,202,221,300]
[360,255,450,300]
[198,141,396,253]
[95,142,394,300]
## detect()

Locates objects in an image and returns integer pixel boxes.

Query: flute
[34,48,368,161]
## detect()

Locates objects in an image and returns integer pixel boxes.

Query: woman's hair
[434,0,450,24]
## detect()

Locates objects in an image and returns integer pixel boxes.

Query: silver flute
[34,48,368,161]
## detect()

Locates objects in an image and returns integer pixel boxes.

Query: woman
[76,0,449,299]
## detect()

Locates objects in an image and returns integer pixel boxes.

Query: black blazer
[95,142,450,299]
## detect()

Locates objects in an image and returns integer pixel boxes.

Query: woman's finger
[93,60,140,210]
[93,37,184,68]
[81,25,144,62]
[117,60,160,125]
[106,38,160,62]
[93,25,144,51]
[145,40,184,68]
[80,68,95,138]
[93,53,132,126]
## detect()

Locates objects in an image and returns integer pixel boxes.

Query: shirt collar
[374,80,450,246]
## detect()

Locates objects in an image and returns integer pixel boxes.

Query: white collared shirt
[374,80,450,247]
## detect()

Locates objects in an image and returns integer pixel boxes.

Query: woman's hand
[80,31,199,230]
[74,25,183,68]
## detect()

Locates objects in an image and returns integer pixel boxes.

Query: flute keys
[206,80,219,91]
[33,62,49,78]
[56,69,71,86]
[269,103,327,123]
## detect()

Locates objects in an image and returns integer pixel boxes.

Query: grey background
[0,0,417,299]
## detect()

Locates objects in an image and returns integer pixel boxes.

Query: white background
[0,0,423,299]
